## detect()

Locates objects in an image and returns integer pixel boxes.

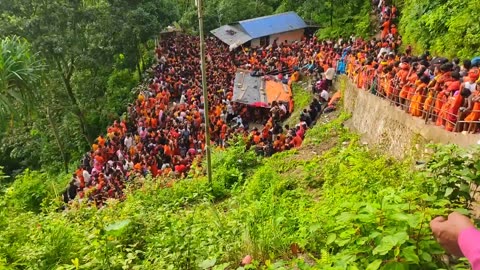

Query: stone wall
[337,76,479,158]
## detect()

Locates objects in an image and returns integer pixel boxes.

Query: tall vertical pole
[196,0,213,184]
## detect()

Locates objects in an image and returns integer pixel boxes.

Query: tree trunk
[55,58,93,146]
[137,61,142,82]
[46,107,69,173]
[136,46,143,81]
[330,0,334,27]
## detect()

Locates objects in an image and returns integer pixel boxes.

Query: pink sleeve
[458,227,480,270]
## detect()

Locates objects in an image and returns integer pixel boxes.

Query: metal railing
[344,65,480,134]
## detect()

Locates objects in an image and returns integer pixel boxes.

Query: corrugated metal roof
[210,25,252,47]
[238,12,307,39]
[232,71,266,105]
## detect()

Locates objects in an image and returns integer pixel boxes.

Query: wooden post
[196,0,213,184]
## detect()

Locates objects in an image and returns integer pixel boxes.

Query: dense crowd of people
[340,1,480,133]
[64,0,479,206]
[63,32,344,206]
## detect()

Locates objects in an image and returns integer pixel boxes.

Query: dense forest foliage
[0,0,374,177]
[398,0,480,58]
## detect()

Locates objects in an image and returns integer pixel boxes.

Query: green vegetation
[398,0,480,58]
[284,83,314,127]
[1,113,477,269]
[0,0,177,175]
[179,0,373,38]
[0,36,42,116]
[2,1,480,269]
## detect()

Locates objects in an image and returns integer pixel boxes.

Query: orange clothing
[328,91,342,106]
[445,93,464,131]
[465,91,480,122]
[292,135,303,148]
[253,134,261,144]
[410,83,427,117]
[436,94,450,126]
[134,163,142,171]
[381,20,390,39]
[97,136,106,147]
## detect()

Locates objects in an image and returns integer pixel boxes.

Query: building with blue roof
[211,12,308,50]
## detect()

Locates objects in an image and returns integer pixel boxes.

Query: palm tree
[0,36,42,115]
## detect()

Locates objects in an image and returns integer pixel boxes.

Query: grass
[284,82,314,128]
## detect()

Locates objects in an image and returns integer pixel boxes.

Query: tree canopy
[0,36,42,116]
[398,0,480,58]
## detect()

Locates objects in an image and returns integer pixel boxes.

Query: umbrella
[251,102,270,108]
[431,57,448,65]
[472,57,480,66]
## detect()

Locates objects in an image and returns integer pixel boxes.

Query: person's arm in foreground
[430,212,480,269]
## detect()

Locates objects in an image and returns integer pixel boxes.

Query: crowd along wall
[337,76,479,159]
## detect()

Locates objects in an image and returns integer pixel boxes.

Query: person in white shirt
[324,66,335,89]
[124,134,133,150]
[320,89,330,103]
[279,103,287,114]
[82,168,91,185]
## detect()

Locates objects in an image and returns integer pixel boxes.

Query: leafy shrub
[3,170,67,213]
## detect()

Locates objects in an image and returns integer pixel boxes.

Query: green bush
[3,170,67,213]
[399,0,480,58]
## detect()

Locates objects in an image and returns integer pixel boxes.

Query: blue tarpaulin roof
[238,12,307,39]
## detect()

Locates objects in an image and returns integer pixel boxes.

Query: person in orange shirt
[291,134,303,148]
[252,131,261,145]
[381,20,390,39]
[446,88,471,132]
[433,64,455,121]
[97,135,106,148]
[436,77,461,127]
[463,83,480,133]
[410,75,429,117]
[397,62,411,108]
[220,123,228,147]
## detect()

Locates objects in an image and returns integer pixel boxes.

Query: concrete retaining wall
[337,76,479,158]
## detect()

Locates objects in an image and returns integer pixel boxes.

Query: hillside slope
[2,86,477,269]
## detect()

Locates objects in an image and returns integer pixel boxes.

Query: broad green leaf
[420,252,432,262]
[453,208,470,215]
[401,246,419,264]
[381,262,408,270]
[104,219,131,236]
[335,238,351,247]
[373,232,408,255]
[373,236,396,255]
[444,188,454,197]
[366,259,382,270]
[326,233,337,245]
[199,258,217,269]
[392,232,409,245]
[213,263,230,270]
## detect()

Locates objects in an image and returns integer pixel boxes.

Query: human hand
[430,212,475,257]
